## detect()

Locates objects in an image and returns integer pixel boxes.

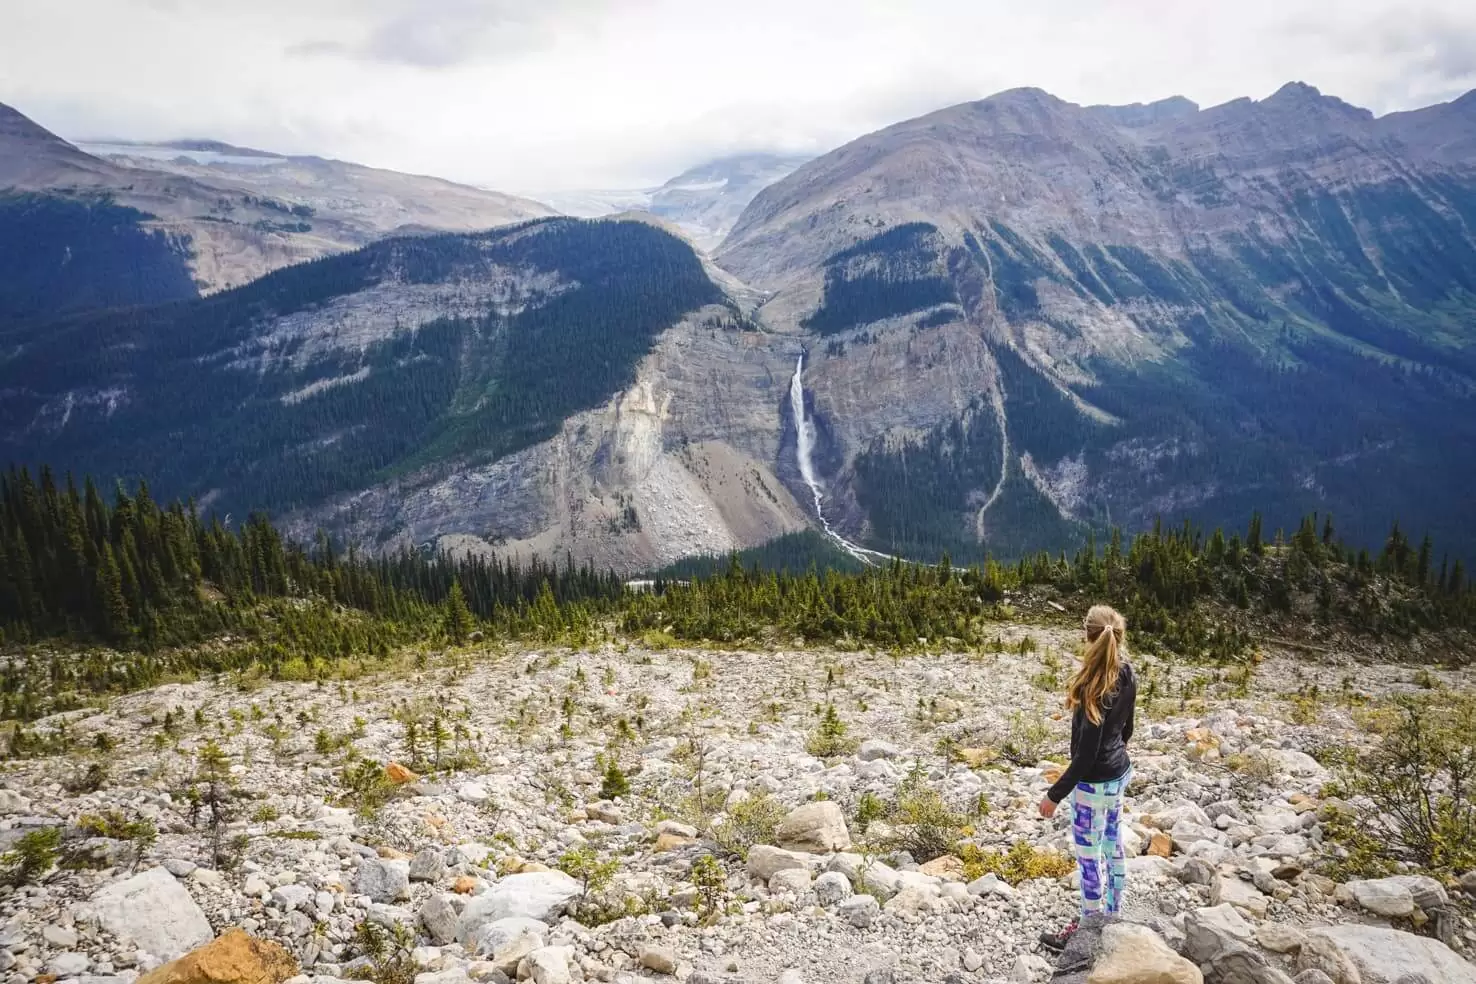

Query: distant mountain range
[0,103,553,297]
[4,84,1475,571]
[536,153,810,251]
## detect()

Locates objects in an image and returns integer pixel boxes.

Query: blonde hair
[1066,605,1126,726]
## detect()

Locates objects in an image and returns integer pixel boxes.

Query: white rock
[0,789,30,815]
[769,868,812,895]
[1307,924,1476,984]
[1257,922,1307,954]
[456,871,581,942]
[520,946,572,984]
[966,873,1017,898]
[357,859,411,902]
[838,894,879,928]
[272,884,314,910]
[82,866,212,961]
[457,783,491,805]
[1010,952,1053,983]
[44,926,80,948]
[1211,874,1269,918]
[1087,923,1203,984]
[49,953,92,977]
[857,740,901,761]
[410,848,447,883]
[638,946,677,975]
[655,820,698,839]
[161,859,196,878]
[774,801,851,853]
[1344,877,1416,918]
[418,894,459,946]
[813,871,853,906]
[1189,903,1255,944]
[746,845,813,882]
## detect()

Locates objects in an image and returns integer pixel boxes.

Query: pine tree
[1247,513,1264,556]
[97,544,131,641]
[444,579,474,644]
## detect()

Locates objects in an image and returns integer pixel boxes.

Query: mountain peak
[1263,81,1373,120]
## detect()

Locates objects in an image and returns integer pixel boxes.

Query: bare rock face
[1086,923,1203,984]
[136,929,298,984]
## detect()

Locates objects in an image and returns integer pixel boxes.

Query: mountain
[713,83,1476,561]
[0,216,814,570]
[0,103,554,302]
[5,85,1476,572]
[535,153,809,251]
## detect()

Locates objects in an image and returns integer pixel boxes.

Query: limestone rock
[838,894,879,928]
[1343,877,1415,918]
[857,740,900,761]
[1147,831,1173,857]
[813,870,852,906]
[769,867,812,895]
[1257,923,1307,955]
[456,872,581,942]
[918,855,966,880]
[774,801,851,853]
[1304,925,1476,984]
[1295,934,1361,984]
[746,845,812,881]
[1185,906,1292,984]
[0,789,29,815]
[418,894,459,946]
[136,929,298,984]
[639,947,677,975]
[653,832,696,852]
[1211,874,1269,918]
[410,848,447,883]
[1087,923,1202,984]
[357,858,411,902]
[520,946,571,984]
[85,866,213,961]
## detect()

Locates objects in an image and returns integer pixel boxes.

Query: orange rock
[1043,765,1065,784]
[452,875,479,894]
[653,832,696,853]
[520,861,551,873]
[919,855,967,881]
[1147,831,1173,857]
[376,845,411,860]
[385,761,419,785]
[137,929,298,984]
[957,747,997,768]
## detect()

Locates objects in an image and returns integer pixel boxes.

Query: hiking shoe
[1038,918,1080,952]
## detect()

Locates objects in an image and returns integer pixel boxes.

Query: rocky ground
[1,626,1474,984]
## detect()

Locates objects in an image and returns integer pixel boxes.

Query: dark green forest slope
[0,193,198,321]
[0,218,724,518]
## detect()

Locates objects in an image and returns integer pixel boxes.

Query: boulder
[639,946,677,975]
[769,868,812,895]
[136,929,298,984]
[1211,875,1269,918]
[519,946,571,984]
[1295,934,1361,984]
[746,845,812,881]
[85,866,213,961]
[1147,831,1174,857]
[918,855,966,880]
[774,801,851,853]
[1383,874,1446,911]
[1257,923,1307,955]
[1343,878,1415,918]
[479,919,546,973]
[456,872,581,943]
[357,859,411,902]
[385,762,419,785]
[652,832,696,853]
[813,871,852,906]
[418,895,459,945]
[1087,923,1202,984]
[410,848,447,883]
[1292,973,1335,984]
[1304,925,1476,984]
[1145,803,1212,830]
[1184,907,1292,984]
[0,789,29,815]
[839,894,879,928]
[857,740,900,761]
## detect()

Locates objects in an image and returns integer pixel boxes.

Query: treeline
[624,512,1471,660]
[0,465,621,651]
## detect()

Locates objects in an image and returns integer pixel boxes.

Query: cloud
[3,0,1475,191]
[287,0,620,68]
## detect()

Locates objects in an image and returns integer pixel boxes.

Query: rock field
[1,627,1473,984]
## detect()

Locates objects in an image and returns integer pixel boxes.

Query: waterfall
[789,353,887,567]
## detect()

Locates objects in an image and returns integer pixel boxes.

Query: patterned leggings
[1070,767,1131,916]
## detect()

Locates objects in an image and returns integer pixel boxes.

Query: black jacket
[1046,661,1136,804]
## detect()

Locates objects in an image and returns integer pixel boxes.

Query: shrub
[1001,710,1053,766]
[347,919,416,984]
[1,827,60,885]
[713,792,786,858]
[1325,692,1476,876]
[806,704,858,758]
[691,853,726,923]
[65,761,111,794]
[600,760,631,801]
[959,840,1075,884]
[558,844,618,900]
[854,791,887,832]
[339,758,393,816]
[885,783,967,863]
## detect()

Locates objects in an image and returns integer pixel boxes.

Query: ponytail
[1066,604,1126,725]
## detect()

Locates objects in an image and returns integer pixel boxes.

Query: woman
[1036,604,1137,951]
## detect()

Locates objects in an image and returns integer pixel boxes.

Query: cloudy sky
[4,0,1475,192]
